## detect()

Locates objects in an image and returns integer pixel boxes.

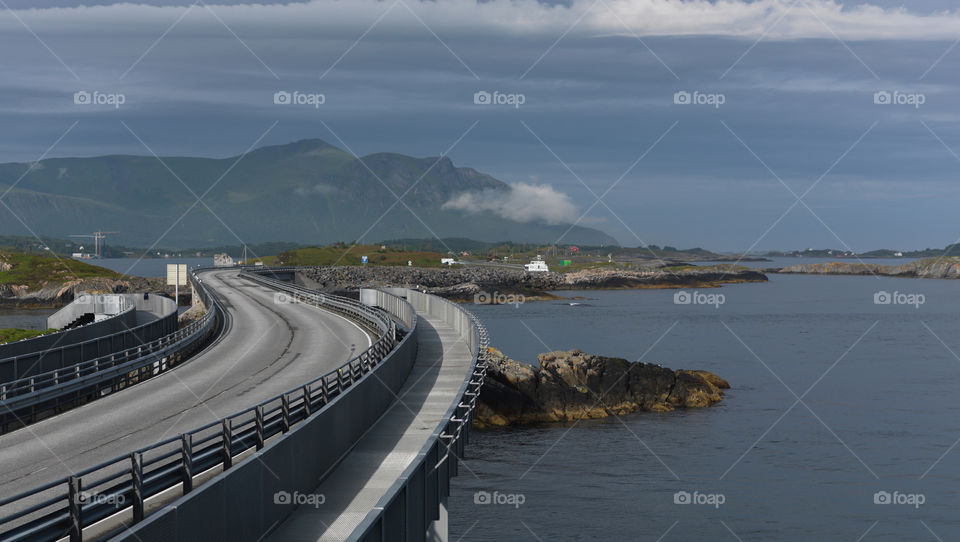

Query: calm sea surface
[0,308,56,330]
[449,271,960,540]
[93,257,213,278]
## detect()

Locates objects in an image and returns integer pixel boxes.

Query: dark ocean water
[0,308,56,330]
[449,273,960,541]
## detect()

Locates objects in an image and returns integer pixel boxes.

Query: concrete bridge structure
[0,267,486,542]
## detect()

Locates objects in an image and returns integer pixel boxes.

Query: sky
[2,0,960,252]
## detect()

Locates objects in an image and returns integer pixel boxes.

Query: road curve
[0,269,372,497]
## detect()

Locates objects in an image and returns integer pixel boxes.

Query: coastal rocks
[474,348,729,428]
[561,265,766,289]
[298,264,766,300]
[777,262,907,276]
[177,303,206,324]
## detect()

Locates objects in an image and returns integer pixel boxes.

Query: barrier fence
[0,295,177,385]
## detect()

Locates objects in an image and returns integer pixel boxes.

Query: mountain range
[0,139,616,249]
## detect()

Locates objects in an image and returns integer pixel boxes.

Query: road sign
[166,264,187,286]
[167,264,187,307]
[361,256,368,264]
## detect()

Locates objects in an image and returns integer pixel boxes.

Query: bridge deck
[267,313,472,541]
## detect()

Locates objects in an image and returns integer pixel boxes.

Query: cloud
[4,0,960,41]
[443,182,580,225]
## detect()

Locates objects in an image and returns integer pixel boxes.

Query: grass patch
[261,244,446,267]
[0,328,57,344]
[0,250,124,290]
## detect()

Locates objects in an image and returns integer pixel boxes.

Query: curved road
[0,269,372,497]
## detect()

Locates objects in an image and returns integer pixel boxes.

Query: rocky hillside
[0,250,167,307]
[776,257,960,278]
[475,349,729,427]
[298,263,766,299]
[0,276,167,308]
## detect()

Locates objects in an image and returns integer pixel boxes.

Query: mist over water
[450,274,960,540]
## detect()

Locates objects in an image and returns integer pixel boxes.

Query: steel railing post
[255,405,265,450]
[67,476,82,542]
[302,385,311,418]
[222,419,233,470]
[181,434,193,494]
[131,452,144,523]
[281,395,290,433]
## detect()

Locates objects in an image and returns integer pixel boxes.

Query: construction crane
[69,230,119,259]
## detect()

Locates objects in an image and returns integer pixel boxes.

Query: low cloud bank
[443,182,579,225]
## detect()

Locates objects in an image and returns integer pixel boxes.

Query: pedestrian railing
[350,289,489,541]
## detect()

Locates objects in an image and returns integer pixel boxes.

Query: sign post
[167,264,187,305]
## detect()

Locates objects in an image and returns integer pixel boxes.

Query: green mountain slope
[0,139,617,248]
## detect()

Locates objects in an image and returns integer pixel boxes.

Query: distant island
[761,244,960,259]
[770,257,960,279]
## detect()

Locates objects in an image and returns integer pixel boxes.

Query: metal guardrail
[0,267,397,542]
[0,270,221,433]
[351,290,489,541]
[0,294,178,385]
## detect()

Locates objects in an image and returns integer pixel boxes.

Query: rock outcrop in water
[299,264,766,300]
[775,257,960,279]
[474,349,729,428]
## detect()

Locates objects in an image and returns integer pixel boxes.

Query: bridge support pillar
[426,495,448,542]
